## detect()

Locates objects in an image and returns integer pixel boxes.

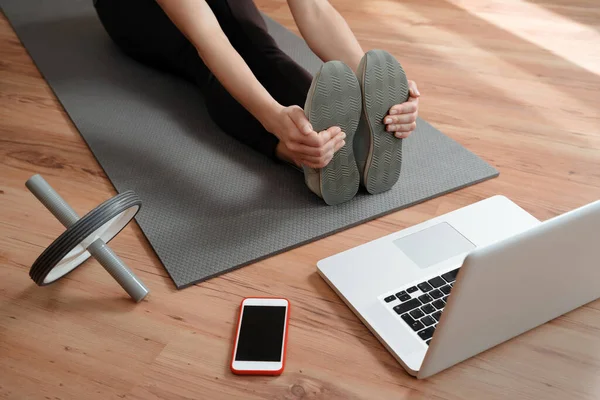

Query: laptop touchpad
[393,222,475,269]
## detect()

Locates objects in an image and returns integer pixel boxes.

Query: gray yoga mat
[2,0,498,289]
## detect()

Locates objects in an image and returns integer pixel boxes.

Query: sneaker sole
[359,50,409,194]
[305,61,361,206]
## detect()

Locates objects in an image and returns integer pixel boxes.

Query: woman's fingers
[299,126,342,147]
[389,101,418,115]
[288,141,330,158]
[386,122,417,133]
[289,134,345,164]
[333,138,345,153]
[280,107,348,167]
[408,80,420,98]
[287,105,314,135]
[300,151,334,168]
[394,131,412,139]
[385,81,419,139]
[383,113,417,125]
[304,138,346,168]
[297,138,346,168]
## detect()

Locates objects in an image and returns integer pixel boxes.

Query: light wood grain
[2,0,600,399]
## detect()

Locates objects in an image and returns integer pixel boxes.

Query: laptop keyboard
[382,267,460,346]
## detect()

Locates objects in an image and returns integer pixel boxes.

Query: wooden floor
[2,0,600,398]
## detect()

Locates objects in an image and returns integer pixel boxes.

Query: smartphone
[230,297,290,375]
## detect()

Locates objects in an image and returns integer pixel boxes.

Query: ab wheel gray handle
[26,175,149,302]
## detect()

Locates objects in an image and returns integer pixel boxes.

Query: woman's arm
[156,0,282,130]
[156,0,344,168]
[287,0,364,72]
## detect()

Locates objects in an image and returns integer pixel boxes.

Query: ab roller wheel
[26,175,149,302]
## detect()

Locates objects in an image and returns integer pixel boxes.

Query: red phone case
[230,297,290,376]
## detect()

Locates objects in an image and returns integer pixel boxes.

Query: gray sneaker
[354,50,410,194]
[303,61,362,205]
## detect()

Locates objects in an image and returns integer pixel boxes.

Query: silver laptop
[317,195,600,378]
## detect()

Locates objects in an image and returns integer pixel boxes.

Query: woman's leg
[93,0,313,159]
[94,0,209,83]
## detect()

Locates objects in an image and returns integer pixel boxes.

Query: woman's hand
[383,80,420,139]
[266,105,346,169]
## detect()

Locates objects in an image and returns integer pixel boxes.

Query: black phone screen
[235,305,287,362]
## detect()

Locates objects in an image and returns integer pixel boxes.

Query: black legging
[93,0,313,159]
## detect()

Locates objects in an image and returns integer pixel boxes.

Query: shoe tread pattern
[362,50,409,194]
[307,61,361,205]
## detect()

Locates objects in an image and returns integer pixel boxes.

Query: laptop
[317,195,600,378]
